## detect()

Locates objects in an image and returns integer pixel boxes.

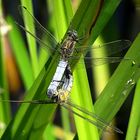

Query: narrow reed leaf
[94,33,140,135]
[7,17,34,89]
[20,0,39,77]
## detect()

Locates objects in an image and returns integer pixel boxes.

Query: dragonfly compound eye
[67,30,78,41]
[47,89,57,98]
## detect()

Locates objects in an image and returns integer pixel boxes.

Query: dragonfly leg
[52,80,64,84]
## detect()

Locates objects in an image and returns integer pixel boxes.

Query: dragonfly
[0,6,135,135]
[16,6,134,101]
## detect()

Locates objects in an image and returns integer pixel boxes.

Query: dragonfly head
[67,30,78,42]
[48,89,69,103]
[57,89,69,102]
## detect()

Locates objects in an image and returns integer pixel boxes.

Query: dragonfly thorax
[60,30,78,60]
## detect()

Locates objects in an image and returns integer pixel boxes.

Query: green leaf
[71,62,100,140]
[94,33,140,135]
[125,34,140,140]
[7,17,34,89]
[20,0,39,78]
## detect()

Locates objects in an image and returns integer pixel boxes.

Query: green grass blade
[43,123,55,140]
[94,33,140,135]
[7,17,34,89]
[20,0,39,78]
[71,62,100,140]
[62,0,73,25]
[125,37,140,140]
[52,0,68,39]
[91,37,110,95]
[126,80,140,140]
[88,0,122,44]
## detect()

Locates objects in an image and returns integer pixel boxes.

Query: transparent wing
[73,40,131,57]
[17,6,59,54]
[77,57,134,68]
[69,40,134,67]
[63,100,123,134]
[17,6,131,61]
[0,98,123,134]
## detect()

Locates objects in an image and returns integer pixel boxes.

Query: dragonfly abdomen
[47,60,68,99]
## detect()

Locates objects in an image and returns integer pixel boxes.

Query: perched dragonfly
[0,6,135,134]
